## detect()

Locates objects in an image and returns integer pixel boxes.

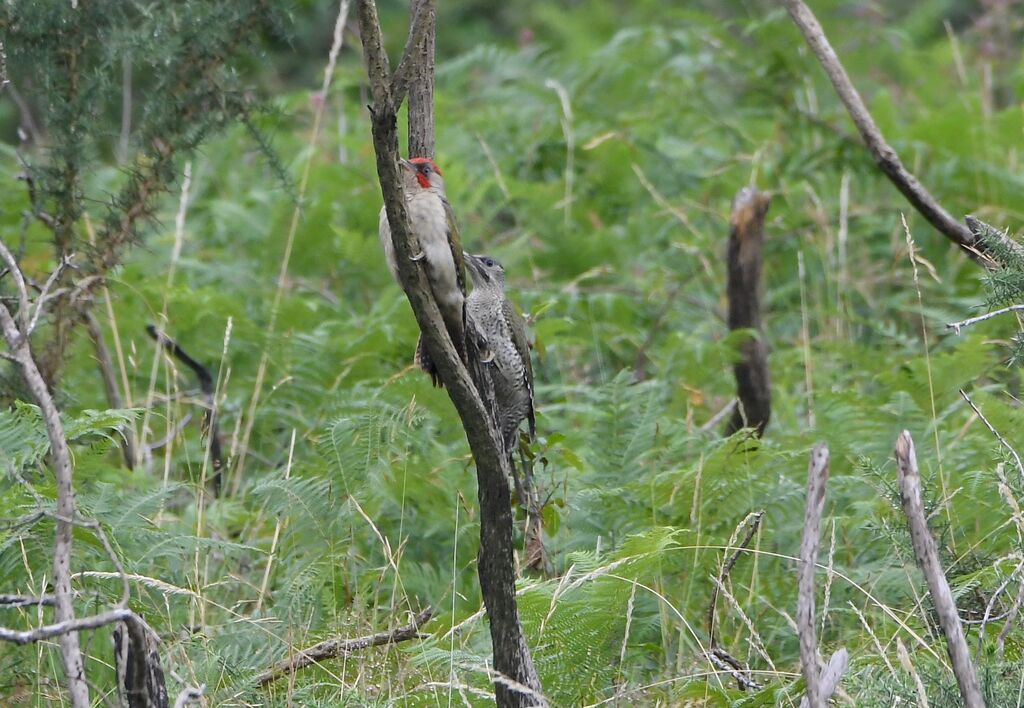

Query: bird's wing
[503,298,536,440]
[442,197,466,297]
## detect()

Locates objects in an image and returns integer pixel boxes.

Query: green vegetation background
[3,0,1024,704]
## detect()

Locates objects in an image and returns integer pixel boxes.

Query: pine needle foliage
[0,0,286,386]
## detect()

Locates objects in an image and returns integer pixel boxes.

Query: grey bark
[0,242,88,707]
[797,444,829,708]
[356,2,545,705]
[895,431,984,708]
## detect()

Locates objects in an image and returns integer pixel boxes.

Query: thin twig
[0,594,55,608]
[947,304,1024,334]
[700,399,737,433]
[895,431,983,708]
[146,325,223,486]
[0,607,136,645]
[960,389,1024,485]
[975,559,1023,663]
[707,511,764,648]
[780,0,1023,268]
[27,254,75,337]
[997,576,1024,660]
[255,607,434,686]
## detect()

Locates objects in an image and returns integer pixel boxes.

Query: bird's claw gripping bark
[481,349,495,364]
[409,250,425,262]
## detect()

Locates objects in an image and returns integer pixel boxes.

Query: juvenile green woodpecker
[464,252,535,455]
[378,157,466,386]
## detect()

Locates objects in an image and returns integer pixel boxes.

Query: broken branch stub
[895,431,984,708]
[725,186,771,437]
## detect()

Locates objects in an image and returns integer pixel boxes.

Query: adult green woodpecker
[463,253,535,455]
[378,157,466,386]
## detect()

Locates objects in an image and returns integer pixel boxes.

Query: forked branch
[0,239,88,706]
[355,1,544,705]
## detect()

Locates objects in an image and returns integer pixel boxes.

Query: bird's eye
[483,258,494,267]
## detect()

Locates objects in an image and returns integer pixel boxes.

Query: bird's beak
[398,158,414,172]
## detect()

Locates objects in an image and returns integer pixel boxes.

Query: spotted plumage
[464,253,535,454]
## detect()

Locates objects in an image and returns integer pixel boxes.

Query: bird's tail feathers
[414,336,443,388]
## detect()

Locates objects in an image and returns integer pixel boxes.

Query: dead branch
[997,576,1024,660]
[948,304,1024,334]
[0,239,88,706]
[0,607,135,645]
[701,398,737,433]
[803,649,849,708]
[797,444,832,708]
[85,312,137,469]
[707,647,762,692]
[0,39,7,90]
[146,325,223,490]
[256,607,434,687]
[895,431,983,708]
[705,510,764,691]
[724,187,771,437]
[976,559,1024,663]
[115,616,169,708]
[172,686,205,708]
[356,1,545,704]
[0,594,55,608]
[781,0,1024,268]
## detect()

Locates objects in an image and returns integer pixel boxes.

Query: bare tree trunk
[356,2,545,704]
[725,187,771,437]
